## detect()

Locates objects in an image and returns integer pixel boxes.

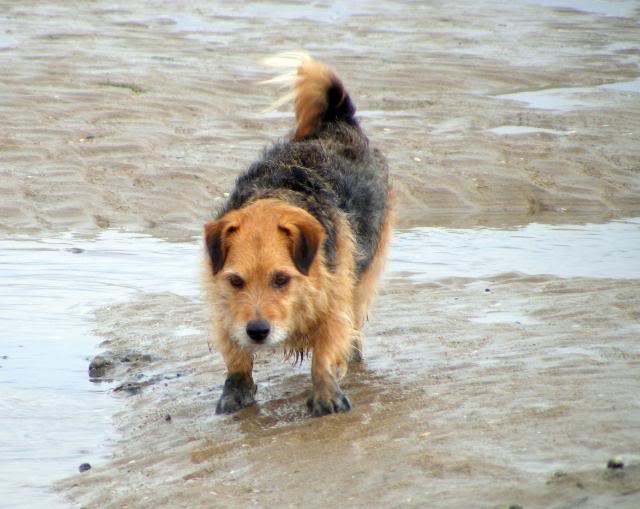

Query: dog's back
[219,57,390,277]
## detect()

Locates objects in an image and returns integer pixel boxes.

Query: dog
[203,54,394,417]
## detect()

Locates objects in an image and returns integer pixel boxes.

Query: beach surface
[1,1,639,508]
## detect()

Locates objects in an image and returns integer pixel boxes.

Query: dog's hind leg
[215,335,256,414]
[351,198,395,361]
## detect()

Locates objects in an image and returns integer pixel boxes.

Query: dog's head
[204,199,324,349]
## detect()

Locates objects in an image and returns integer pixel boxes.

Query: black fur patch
[215,373,257,414]
[324,78,357,126]
[216,121,390,278]
[205,226,225,274]
[290,224,319,276]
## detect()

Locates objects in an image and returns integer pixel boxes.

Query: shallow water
[527,0,639,17]
[497,77,640,112]
[390,217,640,281]
[486,125,570,136]
[2,218,639,507]
[0,232,200,509]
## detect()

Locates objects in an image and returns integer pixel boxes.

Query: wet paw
[349,347,363,363]
[215,374,256,415]
[307,392,352,417]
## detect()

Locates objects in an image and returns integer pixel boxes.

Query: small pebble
[88,354,114,378]
[485,288,491,292]
[91,356,106,368]
[165,414,172,422]
[78,463,91,473]
[607,456,624,469]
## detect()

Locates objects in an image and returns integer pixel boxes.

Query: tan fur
[351,191,396,361]
[294,59,335,140]
[203,56,392,415]
[353,193,396,328]
[203,200,362,403]
[203,196,394,413]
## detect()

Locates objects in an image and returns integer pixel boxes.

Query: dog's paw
[215,374,257,415]
[307,391,352,417]
[349,347,363,363]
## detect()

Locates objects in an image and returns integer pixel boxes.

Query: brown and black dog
[203,55,393,417]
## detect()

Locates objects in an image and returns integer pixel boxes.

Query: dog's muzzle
[246,319,270,343]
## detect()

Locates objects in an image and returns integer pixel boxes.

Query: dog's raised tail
[262,53,357,140]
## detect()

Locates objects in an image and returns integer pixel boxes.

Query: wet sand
[58,270,640,508]
[1,0,639,507]
[2,0,640,238]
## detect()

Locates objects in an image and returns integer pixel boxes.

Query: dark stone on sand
[114,381,143,395]
[89,351,157,380]
[607,456,624,469]
[113,371,183,395]
[88,355,113,378]
[165,414,172,422]
[485,288,491,292]
[78,463,91,473]
[67,247,84,254]
[121,352,154,364]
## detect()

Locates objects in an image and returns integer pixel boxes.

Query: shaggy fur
[203,56,393,417]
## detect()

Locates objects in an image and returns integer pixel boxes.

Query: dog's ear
[204,219,238,274]
[280,215,324,276]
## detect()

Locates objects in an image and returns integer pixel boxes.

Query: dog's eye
[228,274,245,289]
[272,272,290,289]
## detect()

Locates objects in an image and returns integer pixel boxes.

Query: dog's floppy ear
[204,218,238,274]
[280,215,324,276]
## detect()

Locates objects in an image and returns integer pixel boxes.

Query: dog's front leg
[215,338,256,414]
[307,319,352,417]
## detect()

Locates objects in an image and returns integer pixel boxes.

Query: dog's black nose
[246,319,270,343]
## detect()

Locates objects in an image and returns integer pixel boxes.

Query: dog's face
[204,200,324,349]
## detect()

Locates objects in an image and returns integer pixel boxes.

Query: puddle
[2,218,639,506]
[161,14,240,43]
[497,77,640,111]
[527,0,639,17]
[174,325,201,337]
[149,3,354,43]
[389,218,640,281]
[0,232,200,509]
[469,311,541,325]
[487,125,571,136]
[602,78,640,94]
[0,33,18,49]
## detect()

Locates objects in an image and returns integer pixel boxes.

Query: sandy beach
[1,0,639,507]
